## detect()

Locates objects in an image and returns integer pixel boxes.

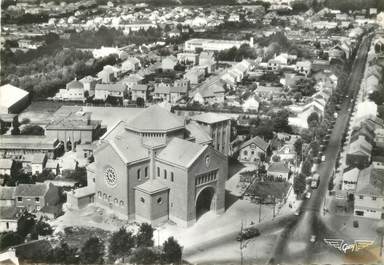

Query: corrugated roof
[157,137,207,168]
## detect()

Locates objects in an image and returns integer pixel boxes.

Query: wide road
[183,214,297,259]
[268,33,372,265]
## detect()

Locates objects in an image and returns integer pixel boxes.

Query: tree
[271,110,291,133]
[49,242,79,264]
[161,237,182,264]
[328,177,334,192]
[0,232,24,251]
[307,112,320,128]
[293,138,303,160]
[136,97,145,107]
[293,173,306,196]
[136,223,154,247]
[302,159,312,177]
[17,212,36,238]
[35,220,53,236]
[109,227,135,260]
[130,248,158,264]
[80,237,104,264]
[369,90,384,105]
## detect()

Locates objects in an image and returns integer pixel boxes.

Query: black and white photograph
[0,0,384,264]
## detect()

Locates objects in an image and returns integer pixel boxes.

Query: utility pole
[240,220,244,265]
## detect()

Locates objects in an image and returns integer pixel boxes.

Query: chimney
[250,37,254,48]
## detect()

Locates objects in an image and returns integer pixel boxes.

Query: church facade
[89,105,228,227]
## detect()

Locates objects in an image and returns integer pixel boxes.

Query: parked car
[236,228,260,241]
[310,235,316,243]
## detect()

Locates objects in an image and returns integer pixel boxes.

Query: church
[84,105,228,227]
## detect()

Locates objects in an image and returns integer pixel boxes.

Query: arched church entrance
[195,186,215,220]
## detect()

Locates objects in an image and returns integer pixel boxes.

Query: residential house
[354,165,384,219]
[153,83,171,101]
[79,76,99,97]
[267,162,290,181]
[121,57,141,73]
[161,55,178,71]
[273,144,296,162]
[31,153,47,175]
[184,67,206,84]
[169,86,188,104]
[0,159,14,176]
[295,61,312,76]
[14,183,61,217]
[346,135,372,169]
[177,53,199,65]
[57,79,85,101]
[131,84,148,101]
[94,83,126,101]
[242,96,259,112]
[192,83,226,104]
[120,74,144,89]
[0,187,18,232]
[342,166,359,191]
[238,136,269,164]
[199,52,216,74]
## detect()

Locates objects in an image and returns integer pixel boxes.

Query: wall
[0,220,17,232]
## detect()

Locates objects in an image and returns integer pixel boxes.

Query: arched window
[164,169,167,179]
[103,193,107,200]
[98,191,102,198]
[157,167,160,177]
[137,169,141,180]
[157,197,163,204]
[140,197,145,203]
[114,198,118,205]
[145,167,148,178]
[119,200,124,207]
[243,150,248,156]
[171,172,174,182]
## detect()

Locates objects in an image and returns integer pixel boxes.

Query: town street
[268,33,373,265]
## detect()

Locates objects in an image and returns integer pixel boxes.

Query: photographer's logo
[324,239,374,253]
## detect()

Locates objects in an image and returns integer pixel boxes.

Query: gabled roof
[0,84,29,109]
[239,136,269,152]
[154,85,171,94]
[66,79,84,90]
[14,183,49,197]
[31,153,46,164]
[157,137,207,168]
[192,112,230,124]
[95,133,149,165]
[0,159,13,169]
[95,83,125,92]
[355,167,384,196]
[0,207,18,220]
[126,105,185,133]
[0,187,15,200]
[170,86,188,93]
[131,84,148,91]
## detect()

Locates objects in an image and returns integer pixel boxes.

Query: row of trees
[20,223,182,264]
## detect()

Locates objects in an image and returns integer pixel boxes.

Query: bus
[311,173,320,189]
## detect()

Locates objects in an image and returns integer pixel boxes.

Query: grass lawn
[245,181,291,203]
